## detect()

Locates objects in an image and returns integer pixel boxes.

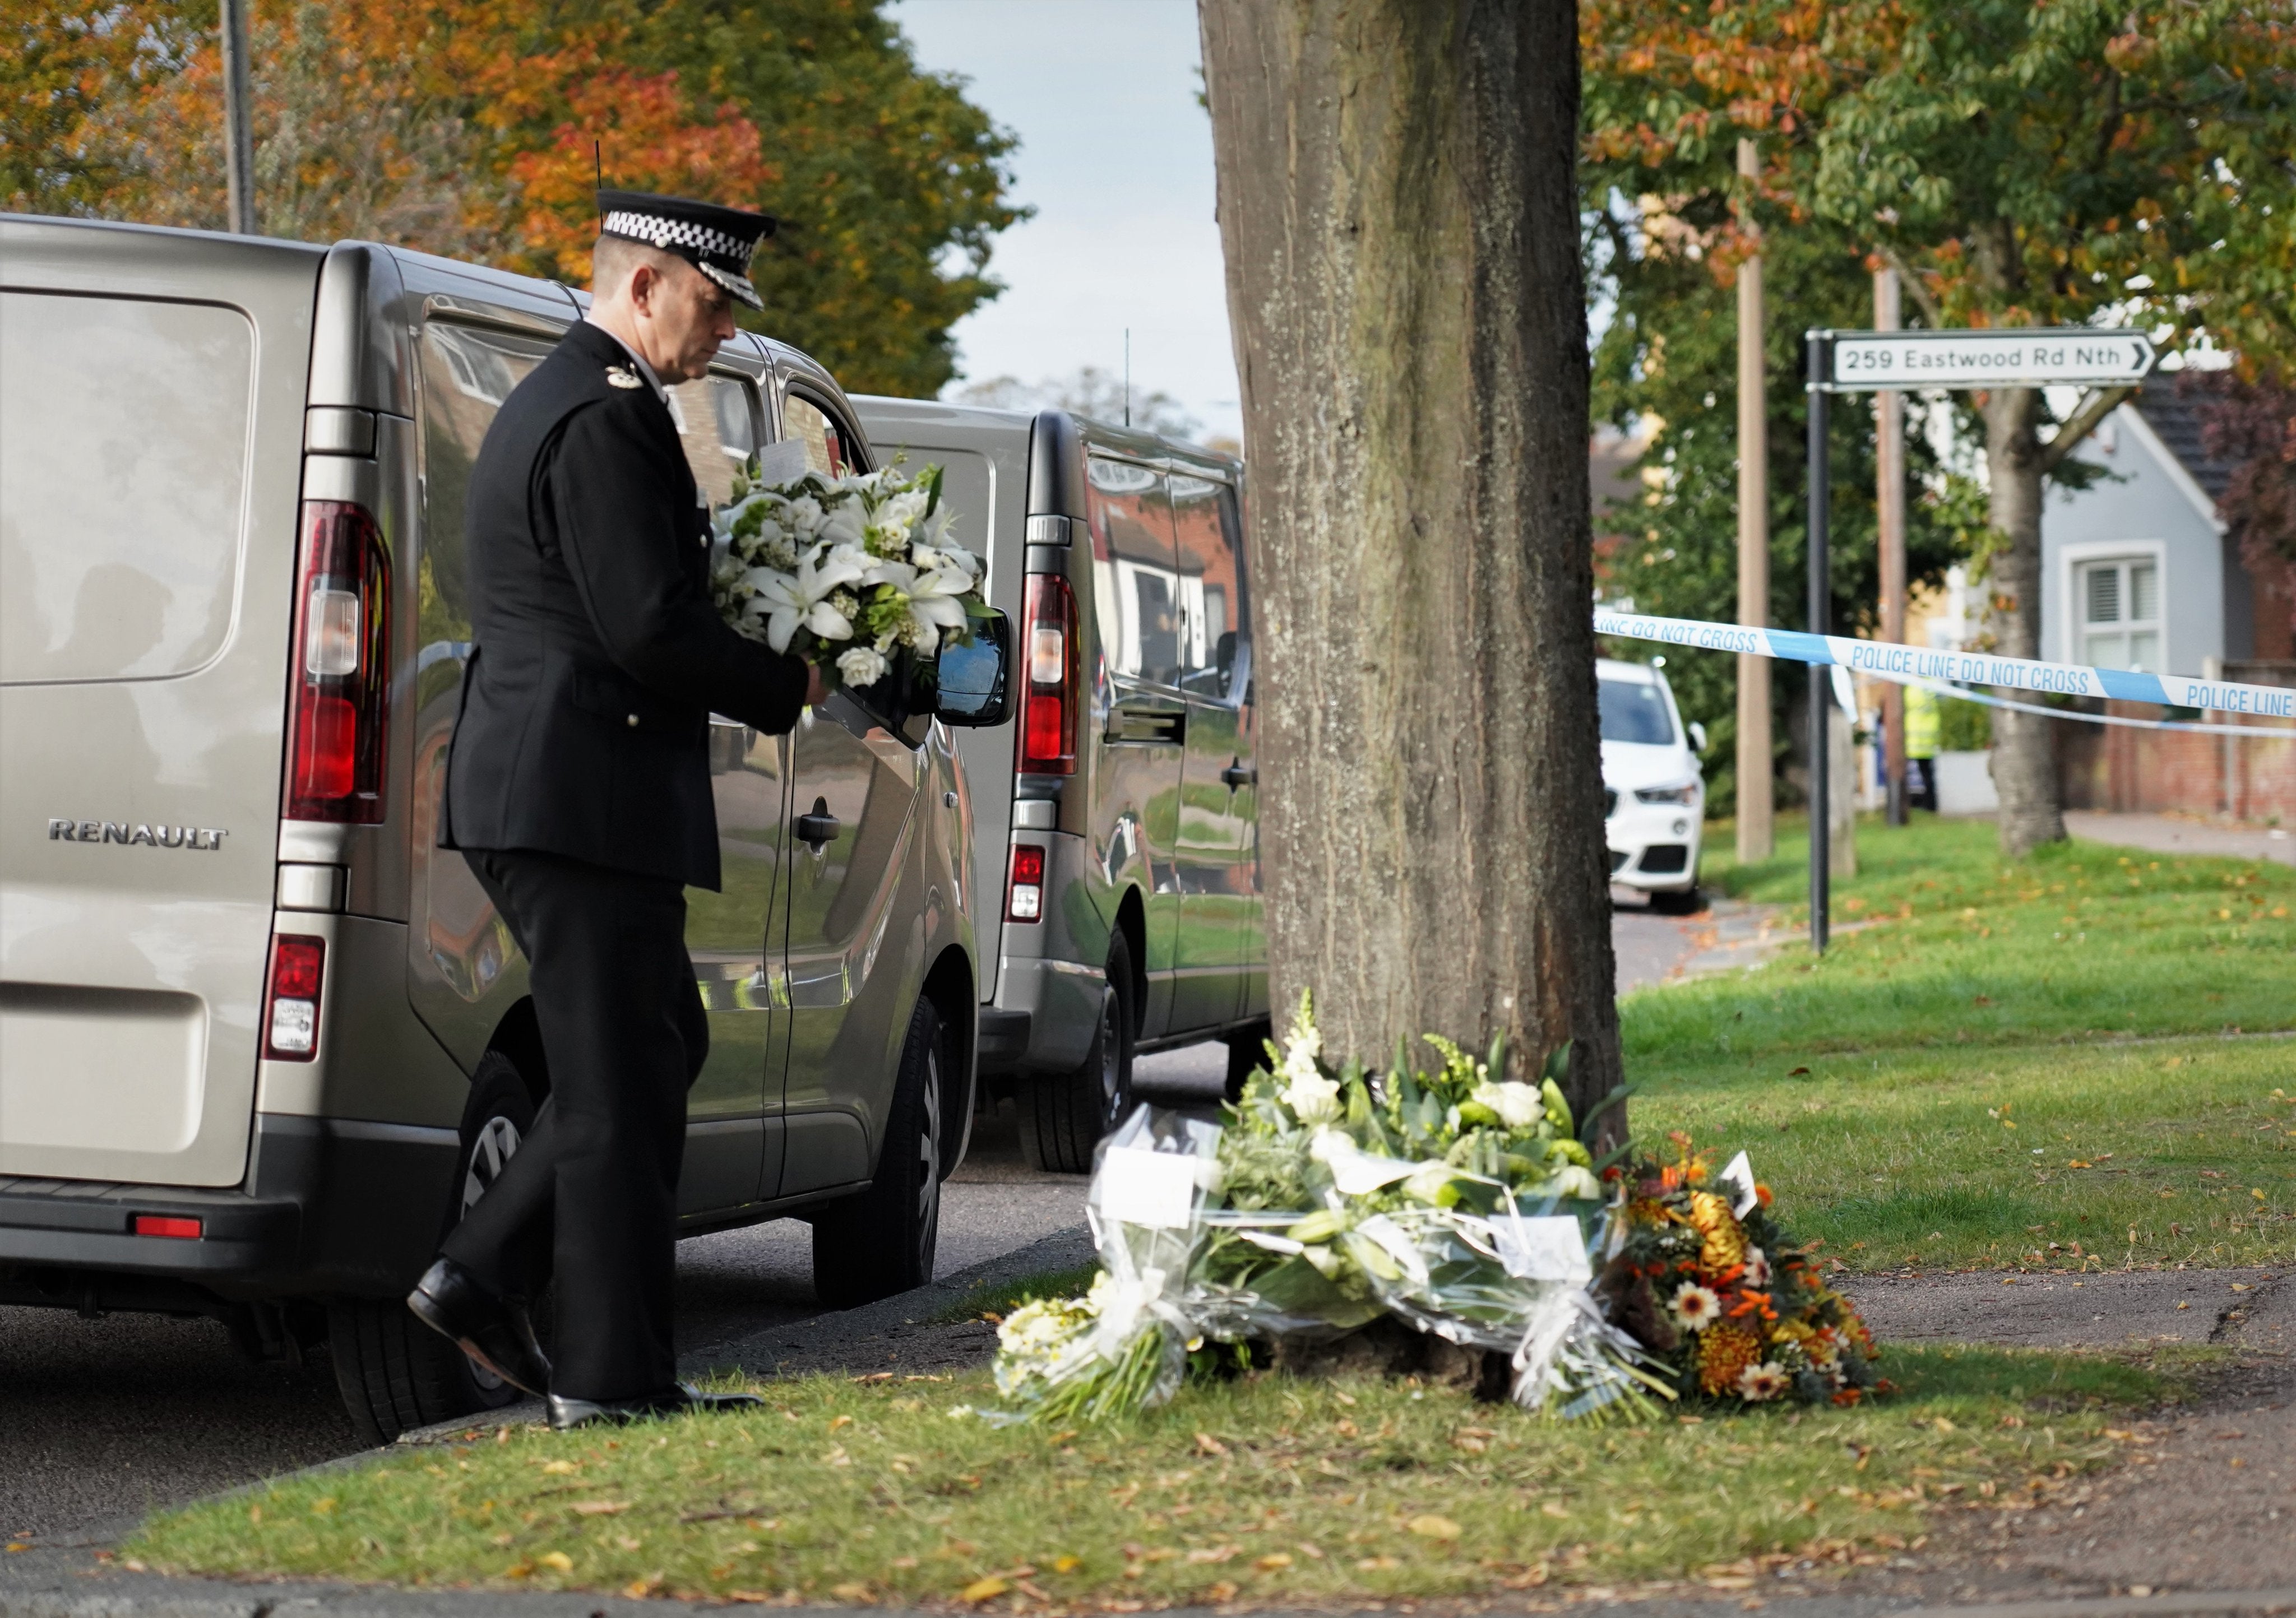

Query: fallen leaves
[568,1500,629,1517]
[959,1575,1008,1602]
[1193,1432,1229,1458]
[1406,1514,1462,1540]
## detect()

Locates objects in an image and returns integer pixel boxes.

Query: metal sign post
[1805,331,1831,955]
[1798,325,2158,955]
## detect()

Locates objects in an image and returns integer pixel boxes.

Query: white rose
[836,646,889,688]
[1471,1081,1545,1130]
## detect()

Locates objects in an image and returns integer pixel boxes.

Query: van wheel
[812,997,949,1309]
[1017,932,1137,1174]
[327,1051,539,1444]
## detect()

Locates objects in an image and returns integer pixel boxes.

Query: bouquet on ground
[709,457,987,691]
[1605,1133,1885,1407]
[990,995,1674,1426]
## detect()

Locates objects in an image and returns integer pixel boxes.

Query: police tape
[1593,608,2296,739]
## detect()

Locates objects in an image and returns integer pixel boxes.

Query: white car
[1599,658,1706,910]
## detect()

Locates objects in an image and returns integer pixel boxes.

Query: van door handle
[794,796,839,850]
[1107,706,1186,746]
[1221,759,1257,789]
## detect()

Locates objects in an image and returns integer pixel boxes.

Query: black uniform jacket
[441,320,808,890]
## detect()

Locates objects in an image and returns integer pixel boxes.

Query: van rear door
[0,224,323,1188]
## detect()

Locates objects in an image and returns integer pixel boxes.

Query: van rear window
[1599,678,1676,745]
[0,293,252,684]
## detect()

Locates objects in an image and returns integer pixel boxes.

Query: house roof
[2131,370,2242,505]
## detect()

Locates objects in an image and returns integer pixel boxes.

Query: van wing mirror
[933,610,1011,727]
[1689,720,1709,752]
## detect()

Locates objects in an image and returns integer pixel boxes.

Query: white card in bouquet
[1095,1147,1200,1229]
[1719,1150,1757,1217]
[751,437,811,489]
[1495,1214,1593,1282]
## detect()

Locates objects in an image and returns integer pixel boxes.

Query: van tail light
[265,934,325,1061]
[286,501,390,822]
[1008,843,1046,922]
[134,1215,202,1239]
[1019,572,1077,774]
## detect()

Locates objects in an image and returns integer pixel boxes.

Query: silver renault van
[0,214,1009,1440]
[851,398,1269,1172]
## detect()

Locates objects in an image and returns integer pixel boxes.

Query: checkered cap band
[602,210,753,263]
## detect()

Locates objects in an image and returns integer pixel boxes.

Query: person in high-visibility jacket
[1902,683,1941,813]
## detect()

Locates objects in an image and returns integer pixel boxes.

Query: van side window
[784,391,865,476]
[1086,456,1181,688]
[416,324,554,674]
[1169,473,1247,702]
[666,376,761,507]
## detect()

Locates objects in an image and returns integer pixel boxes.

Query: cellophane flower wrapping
[708,457,988,690]
[1607,1133,1886,1408]
[987,994,1676,1425]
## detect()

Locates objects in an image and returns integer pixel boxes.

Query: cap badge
[605,365,643,390]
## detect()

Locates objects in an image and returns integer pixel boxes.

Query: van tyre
[812,996,949,1309]
[1649,884,1702,916]
[1017,932,1137,1174]
[327,1050,539,1444]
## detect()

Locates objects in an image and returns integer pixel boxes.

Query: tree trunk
[1197,0,1621,1134]
[1979,385,2066,858]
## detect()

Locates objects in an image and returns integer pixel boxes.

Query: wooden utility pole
[1198,0,1622,1132]
[1734,138,1773,861]
[220,0,257,234]
[1874,268,1906,825]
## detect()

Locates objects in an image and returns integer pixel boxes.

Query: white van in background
[1599,659,1706,911]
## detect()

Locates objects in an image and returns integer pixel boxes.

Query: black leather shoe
[547,1383,763,1431]
[406,1258,552,1397]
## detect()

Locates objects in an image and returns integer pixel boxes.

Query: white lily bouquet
[709,455,987,692]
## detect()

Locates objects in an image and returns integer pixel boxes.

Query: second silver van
[854,400,1270,1171]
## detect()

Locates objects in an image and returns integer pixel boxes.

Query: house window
[2080,558,2160,671]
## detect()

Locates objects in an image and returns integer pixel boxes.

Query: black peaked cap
[597,189,775,310]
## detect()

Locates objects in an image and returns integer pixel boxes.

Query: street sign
[1821,327,2156,392]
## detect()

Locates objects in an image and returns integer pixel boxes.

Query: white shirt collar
[584,313,667,401]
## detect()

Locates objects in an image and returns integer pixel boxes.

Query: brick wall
[2059,699,2296,822]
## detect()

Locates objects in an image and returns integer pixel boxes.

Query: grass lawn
[1630,814,2296,1273]
[129,1346,2197,1606]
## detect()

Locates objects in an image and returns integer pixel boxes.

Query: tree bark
[1980,384,2066,857]
[1198,0,1621,1133]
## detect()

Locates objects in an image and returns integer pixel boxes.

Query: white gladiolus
[1471,1081,1546,1129]
[1281,1069,1343,1125]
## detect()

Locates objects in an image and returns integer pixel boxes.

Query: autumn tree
[1584,0,2296,856]
[2197,375,2296,653]
[1198,2,1622,1130]
[1587,188,1979,815]
[5,0,1021,397]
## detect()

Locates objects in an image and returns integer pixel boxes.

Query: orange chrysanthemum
[1698,1322,1763,1396]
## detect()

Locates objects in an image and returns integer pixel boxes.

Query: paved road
[0,1092,1174,1545]
[0,899,1715,1544]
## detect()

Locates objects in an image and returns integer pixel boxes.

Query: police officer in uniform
[408,191,820,1429]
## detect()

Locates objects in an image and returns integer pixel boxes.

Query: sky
[885,0,1241,443]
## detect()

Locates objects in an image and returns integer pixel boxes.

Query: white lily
[751,559,858,655]
[864,559,971,652]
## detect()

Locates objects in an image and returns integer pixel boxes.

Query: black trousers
[441,848,706,1402]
